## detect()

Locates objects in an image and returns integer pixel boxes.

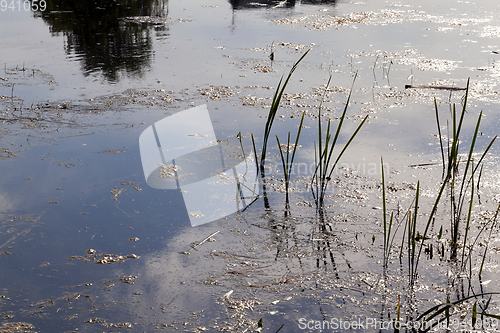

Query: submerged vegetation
[276,110,305,213]
[250,51,500,332]
[310,73,368,208]
[254,50,368,212]
[259,49,309,174]
[377,83,500,330]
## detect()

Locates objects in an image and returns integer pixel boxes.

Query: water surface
[2,0,500,331]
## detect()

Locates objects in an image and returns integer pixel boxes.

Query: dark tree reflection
[36,0,168,83]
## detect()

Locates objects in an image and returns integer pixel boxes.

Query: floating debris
[85,318,133,329]
[97,149,127,154]
[218,293,261,320]
[405,84,466,91]
[158,164,180,178]
[241,95,269,107]
[53,160,75,168]
[70,250,140,264]
[272,9,485,31]
[112,322,133,328]
[278,142,301,153]
[1,149,17,159]
[96,254,127,264]
[84,318,104,324]
[272,10,410,30]
[274,41,311,51]
[395,57,459,71]
[110,187,125,202]
[480,25,500,38]
[198,85,240,100]
[188,211,204,218]
[252,63,275,73]
[180,230,220,254]
[121,181,139,186]
[0,322,35,332]
[120,275,138,284]
[122,16,167,25]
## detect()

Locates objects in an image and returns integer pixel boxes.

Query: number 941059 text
[1,0,47,11]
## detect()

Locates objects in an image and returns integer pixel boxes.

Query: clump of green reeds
[259,50,309,174]
[432,79,497,264]
[252,51,367,213]
[250,50,309,211]
[311,73,368,208]
[380,80,498,289]
[276,111,305,212]
[398,81,497,279]
[380,81,500,330]
[381,167,424,283]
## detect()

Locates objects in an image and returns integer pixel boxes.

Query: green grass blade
[251,133,260,172]
[458,110,482,201]
[276,112,305,208]
[286,132,291,173]
[323,72,357,177]
[455,79,469,137]
[388,212,393,258]
[326,115,369,180]
[447,104,459,178]
[290,111,305,165]
[411,181,420,273]
[276,135,288,183]
[472,301,477,328]
[434,98,446,177]
[261,50,310,167]
[381,157,387,264]
[262,75,284,159]
[408,210,414,280]
[472,135,497,176]
[480,202,500,277]
[461,164,474,266]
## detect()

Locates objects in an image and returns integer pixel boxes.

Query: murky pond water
[2,0,500,332]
